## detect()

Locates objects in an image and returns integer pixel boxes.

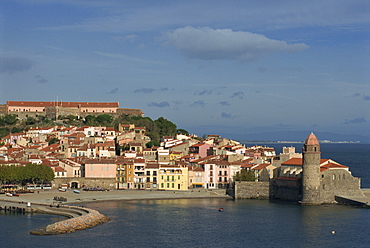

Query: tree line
[0,163,55,189]
[0,114,189,145]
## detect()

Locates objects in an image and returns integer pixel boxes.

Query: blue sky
[1,0,369,139]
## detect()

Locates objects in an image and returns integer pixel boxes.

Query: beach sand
[0,189,231,204]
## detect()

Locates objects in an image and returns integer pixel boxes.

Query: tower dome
[305,132,319,145]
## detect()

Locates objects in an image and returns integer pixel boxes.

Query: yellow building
[158,162,188,190]
[170,151,182,161]
[116,159,135,189]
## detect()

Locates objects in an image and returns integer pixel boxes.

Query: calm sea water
[1,144,369,248]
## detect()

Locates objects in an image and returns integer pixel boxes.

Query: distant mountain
[218,131,370,143]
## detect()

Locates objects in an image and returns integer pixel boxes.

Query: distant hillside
[219,131,370,143]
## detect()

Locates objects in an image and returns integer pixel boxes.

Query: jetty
[334,189,370,208]
[0,199,109,235]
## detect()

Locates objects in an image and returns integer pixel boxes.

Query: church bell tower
[301,133,321,205]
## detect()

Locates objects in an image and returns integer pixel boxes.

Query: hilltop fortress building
[0,101,143,119]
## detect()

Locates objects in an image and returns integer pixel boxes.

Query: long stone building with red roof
[0,101,143,119]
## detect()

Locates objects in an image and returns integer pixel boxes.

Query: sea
[1,143,369,248]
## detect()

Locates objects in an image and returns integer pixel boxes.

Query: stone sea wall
[30,205,110,235]
[44,209,110,234]
[234,181,270,199]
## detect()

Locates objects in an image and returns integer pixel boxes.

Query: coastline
[0,189,231,205]
[1,189,230,235]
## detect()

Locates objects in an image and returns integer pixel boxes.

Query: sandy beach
[0,189,231,204]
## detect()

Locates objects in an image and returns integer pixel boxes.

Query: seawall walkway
[335,189,370,208]
[0,199,109,235]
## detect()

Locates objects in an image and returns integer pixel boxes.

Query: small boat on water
[73,189,80,194]
[59,188,67,192]
[5,193,12,197]
[218,208,224,212]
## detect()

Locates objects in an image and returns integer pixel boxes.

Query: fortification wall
[53,178,117,190]
[117,108,144,117]
[0,105,6,116]
[234,181,270,199]
[270,178,301,202]
[320,170,364,203]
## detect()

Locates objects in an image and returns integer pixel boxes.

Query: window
[147,177,150,182]
[172,183,174,188]
[147,171,150,176]
[172,176,174,181]
[153,171,157,176]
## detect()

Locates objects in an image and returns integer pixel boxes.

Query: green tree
[4,114,17,125]
[25,116,36,125]
[177,129,189,136]
[48,137,60,145]
[154,117,177,137]
[24,163,54,186]
[84,115,96,125]
[0,127,10,138]
[146,140,160,148]
[235,169,256,182]
[11,126,22,133]
[96,114,113,125]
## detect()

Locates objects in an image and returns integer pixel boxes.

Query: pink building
[189,143,215,158]
[83,158,117,178]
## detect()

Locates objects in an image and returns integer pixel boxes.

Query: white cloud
[164,27,309,62]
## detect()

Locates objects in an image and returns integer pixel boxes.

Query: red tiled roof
[252,163,271,170]
[320,163,348,172]
[282,158,329,166]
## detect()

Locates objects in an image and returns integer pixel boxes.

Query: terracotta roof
[252,163,271,170]
[305,132,319,145]
[282,158,329,166]
[320,163,348,172]
[54,166,66,172]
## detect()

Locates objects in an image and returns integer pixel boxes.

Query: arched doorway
[71,182,79,189]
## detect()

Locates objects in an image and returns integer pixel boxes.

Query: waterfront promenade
[0,188,229,204]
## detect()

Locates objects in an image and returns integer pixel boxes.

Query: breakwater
[0,199,109,235]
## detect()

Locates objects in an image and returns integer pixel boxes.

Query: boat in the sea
[73,190,80,194]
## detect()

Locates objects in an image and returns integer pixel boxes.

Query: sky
[0,0,369,140]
